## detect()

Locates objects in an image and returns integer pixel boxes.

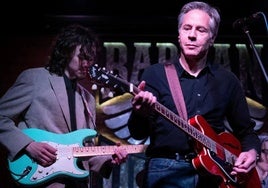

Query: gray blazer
[0,68,111,183]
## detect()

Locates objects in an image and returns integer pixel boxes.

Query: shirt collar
[63,74,77,90]
[174,59,215,78]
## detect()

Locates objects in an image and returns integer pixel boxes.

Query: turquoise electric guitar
[8,128,147,187]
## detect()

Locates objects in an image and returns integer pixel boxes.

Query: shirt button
[197,93,201,97]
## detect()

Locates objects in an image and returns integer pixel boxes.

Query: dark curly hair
[45,24,100,76]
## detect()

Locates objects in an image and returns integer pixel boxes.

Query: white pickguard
[30,142,87,182]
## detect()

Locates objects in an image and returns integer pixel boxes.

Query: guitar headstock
[88,64,132,94]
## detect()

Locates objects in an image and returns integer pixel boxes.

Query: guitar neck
[154,102,214,149]
[88,65,220,155]
[128,82,214,150]
[73,144,147,157]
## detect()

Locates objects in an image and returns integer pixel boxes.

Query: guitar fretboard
[73,144,147,157]
[129,81,217,152]
[154,102,214,150]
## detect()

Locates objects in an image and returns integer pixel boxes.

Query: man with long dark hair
[0,24,128,188]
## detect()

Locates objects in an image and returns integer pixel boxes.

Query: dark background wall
[0,0,267,96]
[1,0,268,37]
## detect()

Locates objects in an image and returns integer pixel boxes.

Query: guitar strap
[164,63,188,121]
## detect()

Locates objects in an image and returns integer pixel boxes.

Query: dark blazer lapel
[49,75,72,131]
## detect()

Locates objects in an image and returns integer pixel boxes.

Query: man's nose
[188,29,197,39]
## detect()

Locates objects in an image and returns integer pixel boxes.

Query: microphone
[233,12,262,29]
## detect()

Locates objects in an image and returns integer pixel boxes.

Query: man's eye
[79,54,86,60]
[183,27,191,31]
[199,29,207,33]
[197,27,209,33]
[79,54,94,62]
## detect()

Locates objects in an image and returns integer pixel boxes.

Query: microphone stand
[242,25,268,84]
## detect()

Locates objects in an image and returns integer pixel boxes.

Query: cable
[258,12,268,35]
[9,166,32,181]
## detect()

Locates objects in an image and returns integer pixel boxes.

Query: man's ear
[210,37,215,46]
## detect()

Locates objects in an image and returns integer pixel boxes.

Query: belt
[150,152,196,162]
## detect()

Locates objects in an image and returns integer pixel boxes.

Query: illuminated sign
[101,42,265,101]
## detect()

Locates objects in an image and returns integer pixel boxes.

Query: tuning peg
[108,91,114,98]
[100,87,105,95]
[91,84,97,90]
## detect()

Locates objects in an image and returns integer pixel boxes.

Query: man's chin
[77,73,87,80]
[184,54,198,59]
[183,50,198,56]
[184,51,206,60]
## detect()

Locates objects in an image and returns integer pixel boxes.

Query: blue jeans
[142,158,198,188]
